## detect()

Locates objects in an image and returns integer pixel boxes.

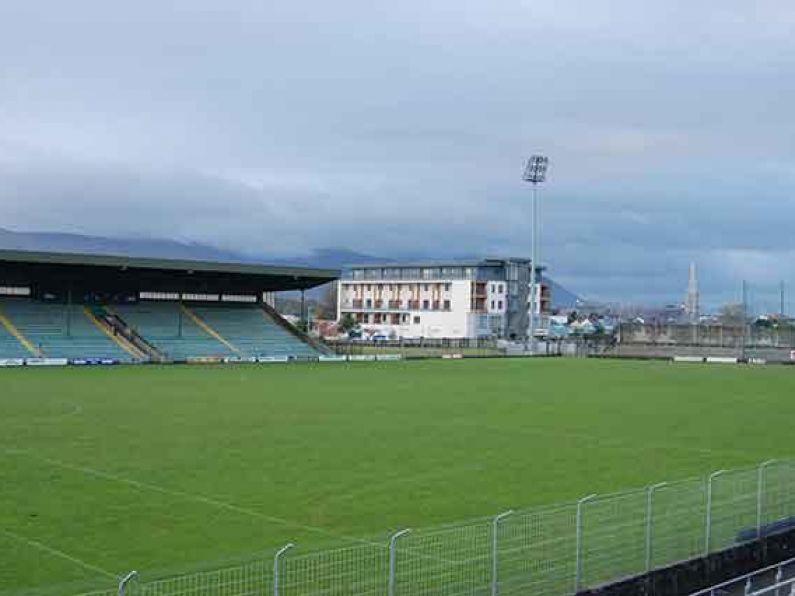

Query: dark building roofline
[345,257,544,270]
[0,249,339,290]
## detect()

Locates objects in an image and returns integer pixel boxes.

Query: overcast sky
[1,1,794,309]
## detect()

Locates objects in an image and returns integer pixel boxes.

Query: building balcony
[341,301,408,312]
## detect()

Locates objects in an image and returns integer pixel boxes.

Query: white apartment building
[337,258,551,339]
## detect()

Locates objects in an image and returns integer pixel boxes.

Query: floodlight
[523,155,549,184]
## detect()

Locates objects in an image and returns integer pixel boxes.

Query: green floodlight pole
[522,155,549,354]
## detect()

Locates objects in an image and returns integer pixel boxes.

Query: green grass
[1,358,794,594]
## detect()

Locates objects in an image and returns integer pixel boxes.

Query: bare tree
[718,303,746,327]
[316,282,338,320]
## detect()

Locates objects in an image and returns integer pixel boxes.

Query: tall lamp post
[522,154,549,353]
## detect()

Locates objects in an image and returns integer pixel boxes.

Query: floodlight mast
[522,155,549,353]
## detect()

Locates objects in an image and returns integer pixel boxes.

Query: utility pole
[781,281,785,316]
[741,280,747,361]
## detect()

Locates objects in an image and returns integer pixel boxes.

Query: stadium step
[100,305,166,361]
[82,307,147,360]
[179,304,241,355]
[0,307,42,357]
[260,302,330,354]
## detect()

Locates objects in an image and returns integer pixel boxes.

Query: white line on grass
[0,528,116,578]
[2,450,503,571]
[4,449,376,546]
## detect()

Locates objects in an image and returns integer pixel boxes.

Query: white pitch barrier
[705,356,738,364]
[672,356,705,363]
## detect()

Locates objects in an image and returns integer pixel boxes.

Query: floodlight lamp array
[523,155,549,184]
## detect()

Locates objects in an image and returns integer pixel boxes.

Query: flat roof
[0,248,339,289]
[345,257,539,269]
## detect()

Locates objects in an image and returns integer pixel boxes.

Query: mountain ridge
[0,227,581,308]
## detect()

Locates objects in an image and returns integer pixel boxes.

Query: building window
[221,294,257,303]
[490,300,495,309]
[413,316,420,324]
[384,268,401,279]
[402,313,409,323]
[422,267,441,279]
[366,299,372,308]
[422,300,430,309]
[499,284,504,293]
[140,291,180,301]
[498,300,503,309]
[0,286,31,296]
[182,293,220,302]
[444,283,451,291]
[443,300,451,310]
[442,267,463,278]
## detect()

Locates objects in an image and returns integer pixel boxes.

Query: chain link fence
[53,460,795,596]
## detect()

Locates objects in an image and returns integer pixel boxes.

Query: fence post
[575,494,597,593]
[388,528,410,596]
[491,510,513,596]
[705,470,726,556]
[118,571,138,596]
[757,460,777,539]
[273,543,294,596]
[645,482,667,572]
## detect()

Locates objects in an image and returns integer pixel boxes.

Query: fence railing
[65,459,795,596]
[688,555,795,595]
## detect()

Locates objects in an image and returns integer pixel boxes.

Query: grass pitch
[1,358,794,594]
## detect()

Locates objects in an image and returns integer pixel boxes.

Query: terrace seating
[0,317,31,359]
[112,302,235,361]
[0,299,132,361]
[190,304,320,358]
[0,299,321,362]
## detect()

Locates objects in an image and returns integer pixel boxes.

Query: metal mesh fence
[709,467,759,552]
[66,459,795,596]
[497,504,577,596]
[394,519,491,596]
[648,478,707,569]
[579,489,648,589]
[760,461,795,531]
[132,560,272,596]
[280,543,387,596]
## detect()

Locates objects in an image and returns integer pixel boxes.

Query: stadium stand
[190,304,320,358]
[0,299,133,361]
[688,556,795,595]
[0,307,33,358]
[112,302,236,360]
[0,248,338,363]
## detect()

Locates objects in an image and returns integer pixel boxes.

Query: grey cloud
[1,0,794,309]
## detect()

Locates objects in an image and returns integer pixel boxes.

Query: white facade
[337,260,550,339]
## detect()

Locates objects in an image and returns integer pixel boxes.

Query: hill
[0,228,581,308]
